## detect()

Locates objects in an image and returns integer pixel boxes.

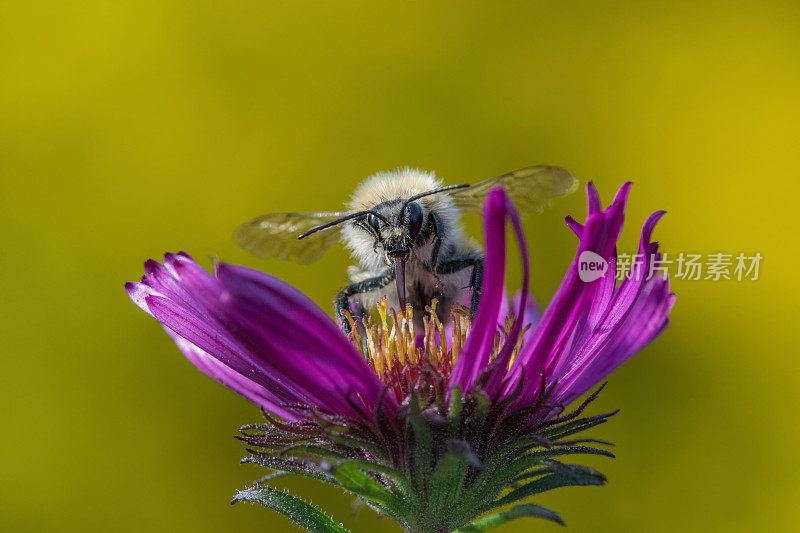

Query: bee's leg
[469,258,484,316]
[335,291,354,333]
[435,256,484,318]
[334,270,394,334]
[429,213,444,271]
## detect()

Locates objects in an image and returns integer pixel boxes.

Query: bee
[235,166,576,332]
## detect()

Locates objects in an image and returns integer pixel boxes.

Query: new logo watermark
[576,250,763,282]
[578,251,608,282]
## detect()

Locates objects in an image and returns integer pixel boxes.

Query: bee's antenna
[401,183,470,214]
[298,210,391,239]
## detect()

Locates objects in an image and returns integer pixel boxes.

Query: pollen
[345,297,528,398]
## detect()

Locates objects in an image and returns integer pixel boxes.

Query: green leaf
[232,486,350,533]
[458,503,564,531]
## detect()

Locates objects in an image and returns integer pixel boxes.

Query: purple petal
[164,328,298,420]
[450,186,533,396]
[560,278,674,404]
[485,290,541,400]
[565,215,583,236]
[514,186,628,384]
[484,197,532,398]
[134,288,318,409]
[586,182,602,214]
[449,188,508,392]
[507,183,674,409]
[493,198,531,368]
[214,263,394,416]
[552,210,674,403]
[126,254,394,421]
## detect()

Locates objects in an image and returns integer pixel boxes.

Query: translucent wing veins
[235,211,349,264]
[450,165,577,215]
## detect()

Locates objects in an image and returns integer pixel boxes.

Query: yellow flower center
[344,298,530,389]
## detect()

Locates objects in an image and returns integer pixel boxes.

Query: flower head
[127,184,674,532]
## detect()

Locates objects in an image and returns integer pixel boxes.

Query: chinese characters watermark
[578,252,763,282]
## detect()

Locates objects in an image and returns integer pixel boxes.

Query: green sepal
[275,445,349,459]
[330,461,409,519]
[237,378,620,532]
[407,394,433,492]
[464,388,490,435]
[458,503,564,531]
[458,438,534,510]
[447,386,463,438]
[253,471,302,483]
[446,439,483,469]
[241,455,334,483]
[469,445,609,510]
[426,451,470,527]
[510,445,615,474]
[490,463,606,509]
[232,486,350,533]
[330,459,416,503]
[326,433,390,462]
[538,410,617,441]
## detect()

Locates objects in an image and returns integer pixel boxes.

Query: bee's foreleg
[334,271,394,334]
[435,256,484,318]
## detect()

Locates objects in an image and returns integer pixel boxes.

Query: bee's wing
[235,211,350,264]
[451,165,578,215]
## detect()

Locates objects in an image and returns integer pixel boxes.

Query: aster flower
[126,184,674,532]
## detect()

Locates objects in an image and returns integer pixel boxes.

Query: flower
[126,183,674,533]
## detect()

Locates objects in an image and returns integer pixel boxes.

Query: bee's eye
[366,213,381,231]
[406,202,423,238]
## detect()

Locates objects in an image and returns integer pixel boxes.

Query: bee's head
[353,200,425,266]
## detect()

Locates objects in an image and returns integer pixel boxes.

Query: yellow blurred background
[1,1,798,531]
